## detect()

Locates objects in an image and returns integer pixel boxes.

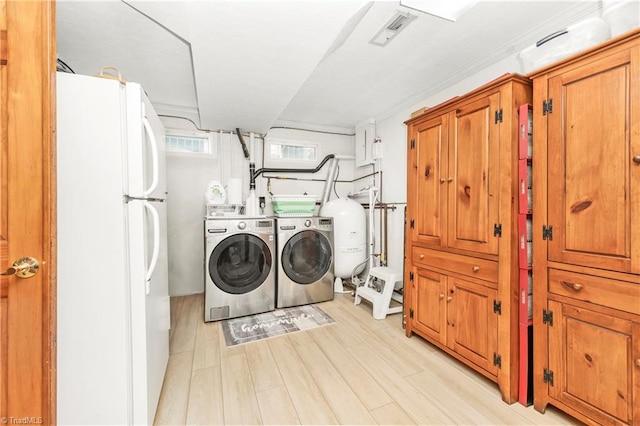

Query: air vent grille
[387,15,410,31]
[369,11,417,47]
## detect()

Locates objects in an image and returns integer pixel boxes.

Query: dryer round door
[281,230,332,285]
[209,233,272,294]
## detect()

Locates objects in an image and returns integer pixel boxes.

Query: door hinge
[493,353,502,368]
[493,223,502,237]
[542,309,554,326]
[409,272,414,281]
[410,308,414,319]
[494,109,503,124]
[542,225,553,240]
[542,99,553,115]
[493,300,502,315]
[543,368,554,386]
[411,139,415,149]
[410,219,415,229]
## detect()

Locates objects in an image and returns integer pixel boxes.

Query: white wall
[162,118,355,296]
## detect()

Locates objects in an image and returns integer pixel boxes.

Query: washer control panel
[205,218,274,234]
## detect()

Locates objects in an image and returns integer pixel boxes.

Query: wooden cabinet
[410,263,499,378]
[408,94,500,256]
[405,74,532,403]
[531,29,640,425]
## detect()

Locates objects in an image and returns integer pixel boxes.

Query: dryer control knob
[304,219,312,227]
[238,221,246,230]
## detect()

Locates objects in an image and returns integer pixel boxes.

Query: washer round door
[209,233,272,294]
[281,230,332,284]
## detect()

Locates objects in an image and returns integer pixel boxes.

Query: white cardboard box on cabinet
[518,17,610,74]
[602,0,640,37]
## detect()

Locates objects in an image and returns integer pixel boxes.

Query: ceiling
[56,0,602,134]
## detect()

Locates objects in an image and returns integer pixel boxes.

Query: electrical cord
[332,164,340,199]
[267,126,355,137]
[157,115,266,139]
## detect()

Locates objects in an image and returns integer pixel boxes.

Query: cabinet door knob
[633,156,640,164]
[440,178,446,183]
[636,359,640,367]
[439,294,445,300]
[446,296,453,302]
[562,281,583,291]
[472,266,480,273]
[419,254,425,259]
[447,177,454,182]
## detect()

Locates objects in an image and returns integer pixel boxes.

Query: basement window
[269,140,317,162]
[164,132,213,156]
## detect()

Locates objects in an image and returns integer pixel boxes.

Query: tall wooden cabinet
[531,29,640,425]
[405,74,532,403]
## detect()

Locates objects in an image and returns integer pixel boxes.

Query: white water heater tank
[319,198,367,278]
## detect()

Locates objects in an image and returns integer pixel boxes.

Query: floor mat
[221,304,335,346]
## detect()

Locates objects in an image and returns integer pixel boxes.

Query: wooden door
[547,48,640,274]
[446,277,498,376]
[447,93,500,256]
[410,115,448,248]
[547,300,640,425]
[0,1,56,423]
[411,267,447,345]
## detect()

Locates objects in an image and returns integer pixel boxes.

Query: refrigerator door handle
[143,200,160,286]
[142,113,159,197]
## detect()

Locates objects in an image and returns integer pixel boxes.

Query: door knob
[1,257,39,278]
[633,156,640,164]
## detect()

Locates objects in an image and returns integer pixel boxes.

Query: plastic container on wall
[518,17,611,73]
[319,198,367,279]
[602,0,640,37]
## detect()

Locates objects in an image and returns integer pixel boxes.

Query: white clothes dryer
[204,217,275,321]
[276,217,334,308]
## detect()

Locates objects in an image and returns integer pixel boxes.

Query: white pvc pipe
[249,131,255,163]
[320,158,339,205]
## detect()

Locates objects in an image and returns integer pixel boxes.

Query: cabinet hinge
[543,368,554,386]
[410,139,415,149]
[409,272,414,281]
[542,99,553,115]
[493,300,502,315]
[410,219,415,229]
[494,109,503,124]
[493,353,502,368]
[493,223,502,237]
[542,309,554,326]
[410,308,414,319]
[542,225,553,240]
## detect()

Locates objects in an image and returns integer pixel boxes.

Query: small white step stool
[354,267,403,320]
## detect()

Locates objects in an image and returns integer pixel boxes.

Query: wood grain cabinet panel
[405,74,532,403]
[531,28,640,426]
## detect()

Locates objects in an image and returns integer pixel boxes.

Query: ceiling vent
[369,11,416,47]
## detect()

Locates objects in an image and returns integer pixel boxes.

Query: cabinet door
[547,300,640,425]
[447,93,500,256]
[411,115,448,248]
[447,277,499,376]
[412,267,447,346]
[547,49,640,274]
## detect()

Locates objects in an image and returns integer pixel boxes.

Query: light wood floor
[154,292,581,425]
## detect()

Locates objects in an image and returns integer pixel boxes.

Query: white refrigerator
[57,72,170,425]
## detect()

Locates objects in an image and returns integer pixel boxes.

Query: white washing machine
[276,217,334,308]
[204,217,275,322]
